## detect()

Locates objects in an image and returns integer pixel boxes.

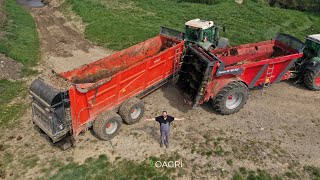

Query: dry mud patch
[0,54,23,80]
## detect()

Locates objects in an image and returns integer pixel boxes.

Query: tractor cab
[184,19,220,50]
[294,34,320,90]
[303,34,320,59]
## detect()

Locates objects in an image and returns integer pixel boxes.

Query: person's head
[162,111,167,118]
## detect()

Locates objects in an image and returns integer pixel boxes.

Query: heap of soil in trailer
[59,35,181,84]
[38,69,73,90]
[211,40,299,66]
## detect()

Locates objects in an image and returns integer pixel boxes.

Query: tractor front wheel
[93,112,122,140]
[304,70,320,91]
[212,82,249,115]
[119,97,145,125]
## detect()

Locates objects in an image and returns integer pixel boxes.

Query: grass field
[65,0,320,50]
[47,155,176,180]
[0,80,26,127]
[0,0,39,127]
[0,0,40,67]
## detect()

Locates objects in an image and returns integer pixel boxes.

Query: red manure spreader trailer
[30,30,184,147]
[177,34,304,115]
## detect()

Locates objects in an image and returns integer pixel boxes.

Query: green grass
[0,0,39,127]
[65,0,320,51]
[2,152,14,166]
[21,155,40,169]
[0,0,40,67]
[0,152,13,178]
[233,168,282,180]
[304,166,320,180]
[0,80,26,127]
[48,155,170,180]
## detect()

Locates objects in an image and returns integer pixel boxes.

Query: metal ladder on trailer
[173,48,181,81]
[262,64,275,95]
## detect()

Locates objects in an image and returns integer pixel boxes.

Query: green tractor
[290,34,320,90]
[160,19,229,50]
[184,19,229,50]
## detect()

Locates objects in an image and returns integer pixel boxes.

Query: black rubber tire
[304,69,320,91]
[217,38,230,49]
[93,112,122,141]
[212,82,249,115]
[119,97,145,125]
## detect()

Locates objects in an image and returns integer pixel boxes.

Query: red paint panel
[69,86,90,135]
[202,40,303,103]
[211,40,299,67]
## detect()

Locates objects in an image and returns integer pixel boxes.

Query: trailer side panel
[69,38,184,136]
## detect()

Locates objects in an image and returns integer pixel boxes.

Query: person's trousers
[160,128,170,145]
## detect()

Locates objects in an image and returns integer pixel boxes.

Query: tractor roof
[185,19,214,30]
[307,34,320,43]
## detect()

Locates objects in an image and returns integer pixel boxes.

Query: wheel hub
[226,92,243,110]
[130,106,142,119]
[105,121,118,134]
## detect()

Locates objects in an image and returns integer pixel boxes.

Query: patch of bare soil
[31,5,112,73]
[42,0,64,8]
[0,54,23,80]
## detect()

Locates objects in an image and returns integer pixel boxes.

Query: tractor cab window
[186,26,201,41]
[305,40,320,56]
[203,28,213,42]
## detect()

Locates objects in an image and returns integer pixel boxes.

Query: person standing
[145,111,185,148]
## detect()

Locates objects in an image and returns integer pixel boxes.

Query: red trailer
[177,34,304,115]
[30,32,184,145]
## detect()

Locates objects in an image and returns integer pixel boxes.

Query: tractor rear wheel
[304,70,320,91]
[213,82,249,115]
[93,112,122,141]
[119,97,144,125]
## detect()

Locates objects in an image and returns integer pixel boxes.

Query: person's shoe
[160,144,163,147]
[166,144,169,148]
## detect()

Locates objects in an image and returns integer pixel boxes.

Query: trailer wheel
[93,112,122,141]
[213,82,249,115]
[304,70,320,91]
[119,97,145,125]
